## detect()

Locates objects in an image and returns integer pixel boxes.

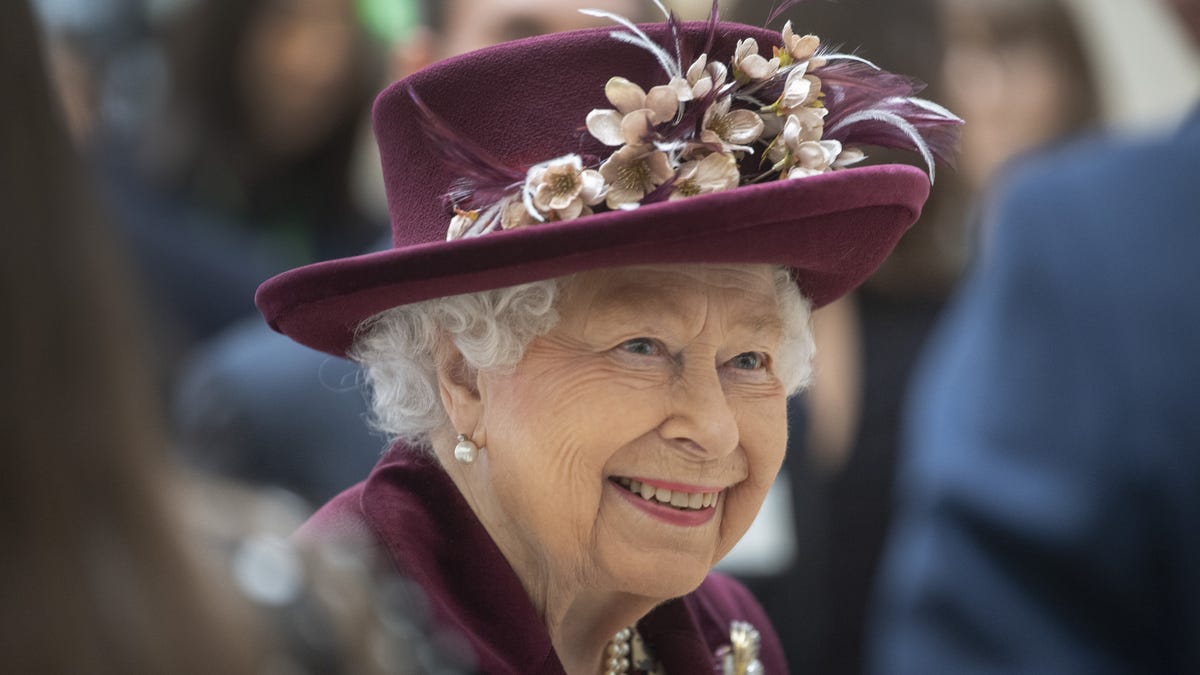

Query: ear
[436,339,484,440]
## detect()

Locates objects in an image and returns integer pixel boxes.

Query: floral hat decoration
[256,1,962,357]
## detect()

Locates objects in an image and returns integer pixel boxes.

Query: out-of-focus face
[939,2,1082,189]
[464,264,791,601]
[239,0,363,158]
[442,0,645,56]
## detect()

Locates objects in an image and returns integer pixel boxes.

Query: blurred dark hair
[939,0,1100,133]
[151,0,382,232]
[0,1,264,671]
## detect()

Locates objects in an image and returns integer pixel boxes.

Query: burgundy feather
[409,87,525,208]
[666,9,682,72]
[816,58,924,128]
[701,0,720,60]
[660,87,722,143]
[814,58,962,164]
[827,102,963,166]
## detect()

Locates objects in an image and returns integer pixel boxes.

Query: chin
[605,551,713,601]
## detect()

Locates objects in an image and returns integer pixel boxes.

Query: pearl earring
[454,434,479,464]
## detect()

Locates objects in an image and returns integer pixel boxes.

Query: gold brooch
[717,621,763,674]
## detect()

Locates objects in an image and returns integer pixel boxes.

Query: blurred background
[12,0,1200,671]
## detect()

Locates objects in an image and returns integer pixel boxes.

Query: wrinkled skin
[436,263,793,673]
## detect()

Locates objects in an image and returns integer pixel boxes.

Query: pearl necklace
[603,620,763,675]
[603,627,633,674]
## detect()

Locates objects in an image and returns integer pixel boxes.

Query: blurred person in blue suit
[869,0,1200,671]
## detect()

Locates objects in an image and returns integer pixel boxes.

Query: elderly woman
[256,6,959,673]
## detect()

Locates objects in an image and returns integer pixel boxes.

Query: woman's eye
[730,352,767,370]
[618,338,660,357]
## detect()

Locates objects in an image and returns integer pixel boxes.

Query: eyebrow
[746,312,785,339]
[589,285,785,341]
[590,285,681,320]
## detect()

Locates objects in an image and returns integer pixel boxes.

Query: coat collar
[361,443,562,673]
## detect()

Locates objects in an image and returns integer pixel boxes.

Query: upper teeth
[614,477,719,510]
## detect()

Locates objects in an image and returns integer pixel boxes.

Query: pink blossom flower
[778,66,823,112]
[778,21,820,66]
[772,114,866,178]
[697,96,765,154]
[670,152,740,200]
[683,54,729,100]
[524,154,606,222]
[586,76,681,147]
[500,197,537,230]
[732,38,780,82]
[598,144,673,208]
[765,108,827,164]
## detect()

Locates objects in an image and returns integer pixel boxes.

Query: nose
[658,362,739,458]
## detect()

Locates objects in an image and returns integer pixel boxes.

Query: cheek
[717,396,788,553]
[482,363,668,503]
[488,357,667,452]
[736,388,789,470]
[480,363,674,567]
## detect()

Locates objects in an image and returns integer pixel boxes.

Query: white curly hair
[351,266,815,449]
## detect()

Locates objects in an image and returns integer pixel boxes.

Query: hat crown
[373,21,778,249]
[256,17,947,357]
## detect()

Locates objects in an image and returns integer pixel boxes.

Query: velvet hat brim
[255,22,933,358]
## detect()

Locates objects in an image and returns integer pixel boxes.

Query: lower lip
[609,481,719,527]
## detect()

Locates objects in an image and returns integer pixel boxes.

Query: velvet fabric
[255,21,930,357]
[298,443,788,674]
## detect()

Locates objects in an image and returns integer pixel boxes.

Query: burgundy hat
[256,14,960,357]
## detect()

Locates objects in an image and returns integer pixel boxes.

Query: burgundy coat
[297,443,789,674]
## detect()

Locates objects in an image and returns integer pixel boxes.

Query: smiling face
[451,264,793,602]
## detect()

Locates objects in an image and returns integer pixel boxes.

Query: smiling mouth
[610,477,721,511]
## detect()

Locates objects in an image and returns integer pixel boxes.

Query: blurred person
[96,0,395,502]
[149,0,384,265]
[32,0,298,365]
[172,0,648,506]
[937,0,1100,193]
[2,0,262,670]
[2,2,471,672]
[91,0,388,369]
[870,1,1200,672]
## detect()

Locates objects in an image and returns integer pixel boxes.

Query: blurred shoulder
[980,118,1200,273]
[994,119,1200,218]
